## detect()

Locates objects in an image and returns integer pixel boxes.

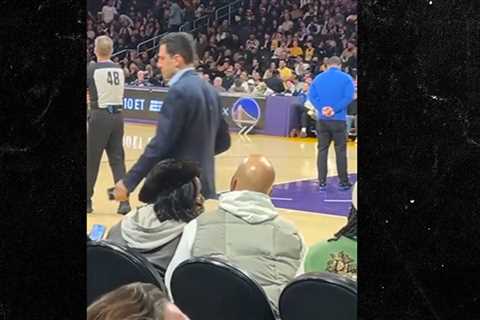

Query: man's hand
[113,180,129,201]
[322,106,335,117]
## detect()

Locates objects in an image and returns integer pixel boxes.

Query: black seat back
[171,257,276,320]
[87,240,165,306]
[279,272,357,320]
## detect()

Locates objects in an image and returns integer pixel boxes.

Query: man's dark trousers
[316,120,348,184]
[87,108,126,200]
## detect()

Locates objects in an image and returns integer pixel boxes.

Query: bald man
[165,155,305,313]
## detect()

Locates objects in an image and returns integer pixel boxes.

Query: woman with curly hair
[106,159,205,273]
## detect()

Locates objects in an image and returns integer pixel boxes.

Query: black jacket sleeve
[123,87,187,192]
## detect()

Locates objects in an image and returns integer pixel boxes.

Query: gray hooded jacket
[107,205,185,272]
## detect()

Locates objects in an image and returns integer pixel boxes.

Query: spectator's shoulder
[276,215,301,235]
[171,74,201,95]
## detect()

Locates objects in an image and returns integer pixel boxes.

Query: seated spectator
[304,41,316,62]
[304,183,357,281]
[127,62,140,83]
[246,79,257,94]
[265,69,285,93]
[294,57,310,78]
[229,78,247,93]
[273,44,289,61]
[129,71,153,87]
[222,66,235,90]
[290,82,315,138]
[87,282,189,320]
[253,81,274,97]
[107,159,205,272]
[263,62,277,80]
[289,40,304,58]
[238,71,250,92]
[278,60,293,82]
[166,155,306,312]
[213,77,226,92]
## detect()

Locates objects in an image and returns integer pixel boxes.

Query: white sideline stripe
[271,197,293,201]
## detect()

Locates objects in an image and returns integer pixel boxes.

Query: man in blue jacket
[308,56,354,190]
[113,32,231,201]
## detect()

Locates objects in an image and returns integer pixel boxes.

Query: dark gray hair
[159,32,197,64]
[327,56,342,66]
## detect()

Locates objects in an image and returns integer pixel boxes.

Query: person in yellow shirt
[304,42,316,62]
[278,60,293,81]
[270,32,281,50]
[289,40,303,58]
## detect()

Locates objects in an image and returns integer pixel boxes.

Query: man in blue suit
[308,56,354,190]
[113,32,231,201]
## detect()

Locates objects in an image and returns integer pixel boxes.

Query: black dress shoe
[117,201,131,215]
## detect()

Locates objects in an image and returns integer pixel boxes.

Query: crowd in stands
[88,156,357,316]
[87,0,219,60]
[87,0,357,95]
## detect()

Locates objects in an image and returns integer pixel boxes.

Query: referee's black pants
[87,109,127,201]
[316,120,349,184]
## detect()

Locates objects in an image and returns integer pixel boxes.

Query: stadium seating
[171,257,276,320]
[87,240,165,305]
[279,272,357,320]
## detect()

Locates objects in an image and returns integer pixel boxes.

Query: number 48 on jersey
[107,71,120,85]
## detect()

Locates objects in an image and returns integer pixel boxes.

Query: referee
[87,35,131,214]
[308,56,355,190]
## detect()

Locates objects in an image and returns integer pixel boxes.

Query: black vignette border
[359,0,480,319]
[0,0,86,319]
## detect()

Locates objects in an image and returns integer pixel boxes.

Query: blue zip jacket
[308,67,354,121]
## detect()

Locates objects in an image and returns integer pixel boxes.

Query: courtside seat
[87,240,165,305]
[279,272,357,320]
[171,257,276,320]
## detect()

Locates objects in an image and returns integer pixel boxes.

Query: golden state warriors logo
[231,97,261,135]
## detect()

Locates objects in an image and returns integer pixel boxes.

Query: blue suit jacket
[124,70,231,199]
[308,67,354,121]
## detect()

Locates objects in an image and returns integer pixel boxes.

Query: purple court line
[271,174,357,217]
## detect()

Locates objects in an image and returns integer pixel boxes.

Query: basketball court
[87,123,357,246]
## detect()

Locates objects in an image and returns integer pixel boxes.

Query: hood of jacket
[218,190,278,224]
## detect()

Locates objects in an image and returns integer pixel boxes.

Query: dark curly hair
[138,159,204,223]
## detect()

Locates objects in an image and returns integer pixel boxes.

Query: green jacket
[304,236,357,281]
